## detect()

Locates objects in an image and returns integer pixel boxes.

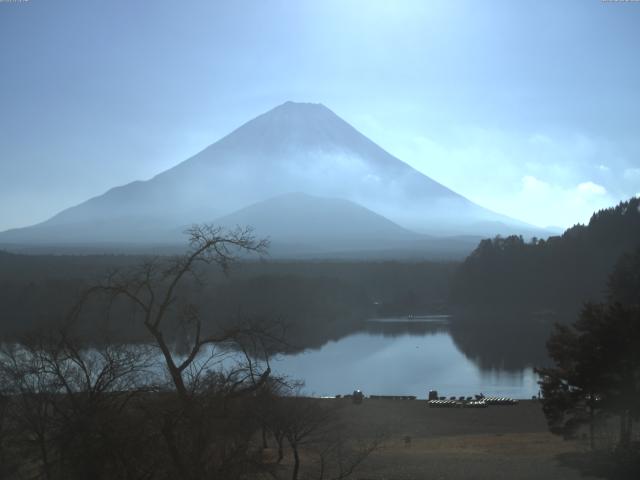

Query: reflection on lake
[271,318,542,399]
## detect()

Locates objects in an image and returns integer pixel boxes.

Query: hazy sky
[1,0,639,231]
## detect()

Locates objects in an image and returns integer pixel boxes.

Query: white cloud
[522,175,550,193]
[577,181,606,195]
[514,177,613,227]
[365,124,631,228]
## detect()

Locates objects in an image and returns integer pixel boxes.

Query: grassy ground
[271,399,599,480]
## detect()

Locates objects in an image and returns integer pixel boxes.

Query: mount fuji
[0,101,542,255]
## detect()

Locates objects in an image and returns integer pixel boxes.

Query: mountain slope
[0,101,539,246]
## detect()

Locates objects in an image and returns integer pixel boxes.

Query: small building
[352,389,364,404]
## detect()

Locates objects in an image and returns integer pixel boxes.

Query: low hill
[212,192,417,249]
[204,192,473,258]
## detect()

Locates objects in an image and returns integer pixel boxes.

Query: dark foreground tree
[608,247,640,307]
[537,248,640,454]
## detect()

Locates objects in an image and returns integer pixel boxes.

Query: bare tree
[0,373,18,479]
[71,225,271,402]
[66,224,285,480]
[257,378,304,464]
[0,330,156,480]
[1,338,61,480]
[261,393,382,480]
[314,430,383,480]
[283,398,333,480]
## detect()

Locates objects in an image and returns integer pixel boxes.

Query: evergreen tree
[537,247,640,449]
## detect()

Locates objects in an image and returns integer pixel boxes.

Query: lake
[270,317,541,399]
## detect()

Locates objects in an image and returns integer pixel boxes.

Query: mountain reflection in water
[271,315,548,399]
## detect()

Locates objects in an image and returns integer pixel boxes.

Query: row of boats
[427,396,519,408]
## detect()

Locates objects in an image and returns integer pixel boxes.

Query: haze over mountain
[0,101,543,253]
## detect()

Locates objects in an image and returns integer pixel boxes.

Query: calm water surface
[271,319,539,399]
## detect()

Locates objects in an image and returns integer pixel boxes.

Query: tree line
[452,196,640,317]
[0,250,455,349]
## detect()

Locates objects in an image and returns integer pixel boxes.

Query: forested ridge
[452,197,640,317]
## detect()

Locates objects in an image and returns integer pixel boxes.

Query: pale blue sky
[1,0,639,231]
